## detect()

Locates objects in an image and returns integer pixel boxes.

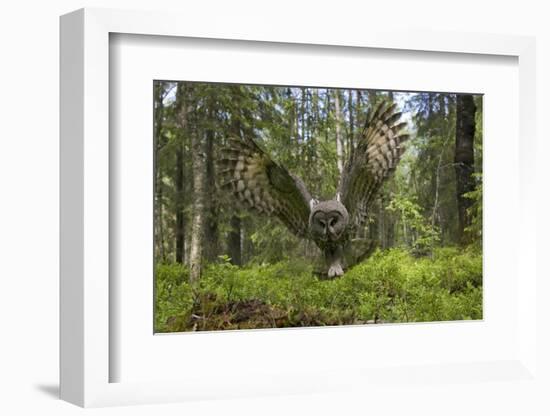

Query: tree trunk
[175,144,186,263]
[189,122,206,282]
[225,88,248,266]
[228,215,242,266]
[386,212,395,248]
[324,89,330,143]
[354,90,363,151]
[203,104,219,262]
[174,84,188,264]
[432,131,452,230]
[378,198,385,249]
[311,89,321,194]
[153,82,166,262]
[286,88,295,147]
[348,90,354,154]
[334,90,344,175]
[300,87,306,144]
[454,94,476,244]
[367,90,378,107]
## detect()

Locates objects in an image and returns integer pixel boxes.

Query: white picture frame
[60,7,539,408]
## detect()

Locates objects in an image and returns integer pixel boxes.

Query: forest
[153,81,483,332]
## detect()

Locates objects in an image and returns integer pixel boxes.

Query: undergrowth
[155,247,482,332]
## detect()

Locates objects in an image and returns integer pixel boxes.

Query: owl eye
[318,219,326,226]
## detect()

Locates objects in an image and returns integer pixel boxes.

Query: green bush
[155,247,482,332]
[154,263,193,332]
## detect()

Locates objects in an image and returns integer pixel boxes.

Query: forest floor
[155,247,482,332]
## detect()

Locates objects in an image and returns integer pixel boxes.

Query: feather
[338,99,409,232]
[218,136,313,238]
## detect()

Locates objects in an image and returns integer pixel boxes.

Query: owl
[218,100,409,278]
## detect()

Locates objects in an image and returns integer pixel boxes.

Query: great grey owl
[218,100,409,278]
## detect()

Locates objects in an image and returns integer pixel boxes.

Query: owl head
[309,200,349,244]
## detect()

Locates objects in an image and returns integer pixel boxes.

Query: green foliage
[386,194,440,254]
[464,173,483,248]
[154,263,193,332]
[155,247,482,332]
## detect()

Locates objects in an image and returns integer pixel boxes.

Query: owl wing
[218,136,313,238]
[338,100,409,231]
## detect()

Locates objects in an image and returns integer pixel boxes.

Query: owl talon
[327,263,344,278]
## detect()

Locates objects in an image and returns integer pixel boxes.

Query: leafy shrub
[155,247,482,332]
[154,263,193,332]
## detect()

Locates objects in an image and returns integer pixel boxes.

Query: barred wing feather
[338,100,409,231]
[218,136,313,238]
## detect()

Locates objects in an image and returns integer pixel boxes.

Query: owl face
[309,200,349,244]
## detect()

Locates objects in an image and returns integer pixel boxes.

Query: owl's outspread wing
[338,101,409,232]
[219,136,313,238]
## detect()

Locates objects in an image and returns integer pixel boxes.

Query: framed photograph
[151,80,484,334]
[60,8,538,408]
